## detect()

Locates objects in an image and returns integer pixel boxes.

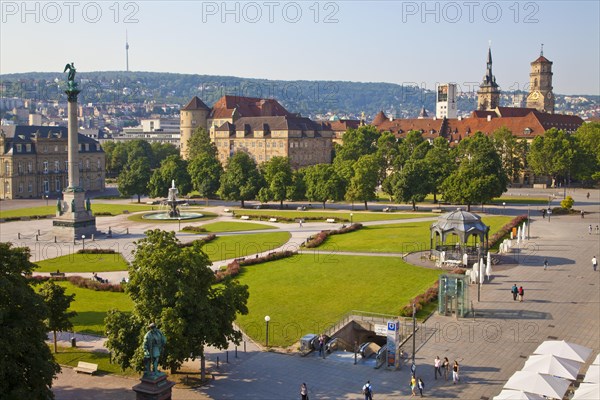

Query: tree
[424,137,455,203]
[303,164,345,208]
[0,243,60,399]
[345,153,380,210]
[188,153,223,200]
[148,155,192,198]
[286,169,306,201]
[127,140,154,167]
[39,280,77,353]
[492,127,526,183]
[574,122,600,182]
[397,130,426,167]
[104,230,249,379]
[376,131,400,183]
[104,141,129,177]
[260,157,293,208]
[186,127,217,161]
[527,128,581,187]
[151,142,179,169]
[335,125,380,162]
[386,159,431,211]
[440,132,508,211]
[218,152,264,207]
[118,158,152,203]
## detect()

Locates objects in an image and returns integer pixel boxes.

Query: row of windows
[13,143,97,153]
[4,159,102,174]
[4,177,101,194]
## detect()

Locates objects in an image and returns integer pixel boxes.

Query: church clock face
[546,92,553,99]
[530,91,540,100]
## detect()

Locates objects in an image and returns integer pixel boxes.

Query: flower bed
[28,275,125,292]
[76,248,117,254]
[214,250,297,282]
[181,226,207,233]
[304,223,363,248]
[178,234,217,248]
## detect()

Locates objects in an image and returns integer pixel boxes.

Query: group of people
[588,224,599,234]
[511,284,525,302]
[433,356,460,384]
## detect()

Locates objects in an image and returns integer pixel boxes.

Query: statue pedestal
[132,373,175,400]
[52,189,96,240]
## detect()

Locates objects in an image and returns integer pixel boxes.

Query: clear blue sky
[1,1,598,95]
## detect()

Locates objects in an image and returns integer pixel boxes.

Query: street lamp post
[411,302,416,374]
[350,213,353,224]
[527,204,531,238]
[178,217,181,231]
[82,235,86,251]
[264,316,270,347]
[502,202,506,214]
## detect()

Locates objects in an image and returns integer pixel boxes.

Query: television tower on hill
[125,30,130,72]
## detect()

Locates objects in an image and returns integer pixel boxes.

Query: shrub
[93,212,113,216]
[304,223,363,248]
[26,275,125,292]
[560,196,574,210]
[178,234,217,248]
[76,248,117,254]
[239,250,296,266]
[398,281,439,317]
[182,226,207,233]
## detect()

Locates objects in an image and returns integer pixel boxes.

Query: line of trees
[111,122,600,209]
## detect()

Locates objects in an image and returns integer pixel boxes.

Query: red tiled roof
[532,55,552,64]
[375,118,445,138]
[181,96,210,111]
[324,119,361,132]
[215,115,331,136]
[209,95,291,119]
[372,111,388,126]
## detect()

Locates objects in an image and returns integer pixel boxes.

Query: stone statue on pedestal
[86,198,91,212]
[71,199,76,212]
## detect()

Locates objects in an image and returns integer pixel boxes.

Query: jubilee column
[53,63,97,239]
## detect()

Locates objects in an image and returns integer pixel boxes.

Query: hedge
[76,249,117,254]
[27,275,125,292]
[488,214,528,249]
[178,234,217,248]
[304,223,363,248]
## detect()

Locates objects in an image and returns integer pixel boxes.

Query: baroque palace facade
[0,125,106,199]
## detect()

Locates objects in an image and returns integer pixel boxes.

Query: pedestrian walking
[596,225,599,234]
[418,377,425,397]
[511,284,518,300]
[443,357,450,381]
[541,209,546,219]
[581,210,585,218]
[300,382,308,400]
[299,219,303,228]
[544,259,549,270]
[434,356,441,379]
[318,334,324,357]
[452,360,460,384]
[589,225,593,235]
[410,375,417,397]
[592,256,597,272]
[518,286,525,302]
[362,380,373,400]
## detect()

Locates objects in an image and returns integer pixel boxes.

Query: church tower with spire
[477,46,500,111]
[526,45,554,113]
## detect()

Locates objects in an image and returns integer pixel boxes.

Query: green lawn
[53,282,133,336]
[0,203,156,218]
[235,254,442,347]
[127,210,217,224]
[232,209,430,223]
[199,221,275,233]
[489,196,549,204]
[322,216,513,253]
[51,345,135,376]
[35,253,129,273]
[202,232,291,262]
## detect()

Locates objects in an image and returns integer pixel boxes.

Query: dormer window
[524,127,532,135]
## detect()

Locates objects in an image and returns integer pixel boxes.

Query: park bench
[49,272,65,278]
[122,210,129,214]
[432,208,443,213]
[240,216,250,220]
[74,361,98,375]
[326,218,335,223]
[269,218,277,222]
[223,208,230,213]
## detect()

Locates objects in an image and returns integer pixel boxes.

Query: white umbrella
[463,253,468,266]
[534,340,593,363]
[486,252,492,279]
[504,371,570,399]
[479,257,485,283]
[493,389,544,400]
[592,354,599,366]
[522,223,527,240]
[522,354,582,380]
[584,364,600,384]
[517,226,522,244]
[572,382,600,399]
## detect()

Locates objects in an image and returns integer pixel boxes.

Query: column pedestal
[132,373,175,400]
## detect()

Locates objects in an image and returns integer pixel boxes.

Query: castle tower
[436,83,457,119]
[179,96,210,160]
[526,45,554,113]
[477,46,500,111]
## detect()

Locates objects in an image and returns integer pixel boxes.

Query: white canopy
[522,354,581,380]
[486,251,492,279]
[493,389,544,399]
[572,382,600,399]
[583,364,600,384]
[504,371,570,399]
[534,340,593,363]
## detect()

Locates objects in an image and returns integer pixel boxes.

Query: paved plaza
[1,189,598,399]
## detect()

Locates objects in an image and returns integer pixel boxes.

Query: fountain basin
[142,212,204,220]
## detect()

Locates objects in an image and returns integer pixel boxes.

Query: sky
[1,1,599,95]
